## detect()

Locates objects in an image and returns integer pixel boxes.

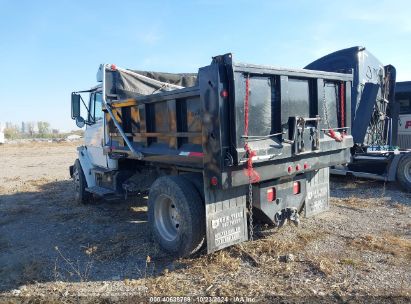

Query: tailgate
[229,62,353,164]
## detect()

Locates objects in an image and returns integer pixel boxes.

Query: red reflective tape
[188,152,204,157]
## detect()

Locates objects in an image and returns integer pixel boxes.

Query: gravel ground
[0,142,410,303]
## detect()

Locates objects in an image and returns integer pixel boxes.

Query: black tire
[148,176,205,257]
[180,173,204,199]
[73,159,93,204]
[397,154,411,192]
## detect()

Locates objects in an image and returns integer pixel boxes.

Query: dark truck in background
[305,46,411,191]
[70,53,353,257]
[395,81,411,149]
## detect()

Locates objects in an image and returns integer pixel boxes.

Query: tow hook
[274,207,300,227]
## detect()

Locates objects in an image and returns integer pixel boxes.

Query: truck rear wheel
[397,154,411,192]
[148,176,205,257]
[73,159,92,204]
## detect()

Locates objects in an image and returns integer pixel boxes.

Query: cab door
[84,91,107,168]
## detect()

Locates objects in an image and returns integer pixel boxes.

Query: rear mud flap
[204,188,248,254]
[304,167,330,217]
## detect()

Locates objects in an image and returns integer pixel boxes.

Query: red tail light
[304,163,309,170]
[293,181,300,195]
[267,187,276,201]
[220,89,229,98]
[211,176,218,186]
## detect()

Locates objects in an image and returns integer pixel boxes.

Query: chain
[248,182,254,241]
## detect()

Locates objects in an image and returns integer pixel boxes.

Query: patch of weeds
[305,255,338,276]
[53,246,93,282]
[339,258,361,267]
[349,234,411,260]
[391,203,407,214]
[21,260,47,284]
[337,196,374,209]
[92,234,130,261]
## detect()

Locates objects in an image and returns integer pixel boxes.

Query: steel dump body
[104,54,353,189]
[79,54,355,253]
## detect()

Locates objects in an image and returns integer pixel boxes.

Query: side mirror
[75,116,85,128]
[71,93,81,119]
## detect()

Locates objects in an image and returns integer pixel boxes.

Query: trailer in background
[305,46,411,191]
[396,81,411,149]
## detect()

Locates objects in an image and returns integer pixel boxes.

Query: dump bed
[103,54,353,188]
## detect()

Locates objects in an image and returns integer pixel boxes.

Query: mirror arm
[80,95,90,113]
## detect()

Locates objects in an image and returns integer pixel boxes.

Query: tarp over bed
[107,66,198,99]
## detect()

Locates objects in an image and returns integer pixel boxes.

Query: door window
[88,92,104,123]
[94,92,103,121]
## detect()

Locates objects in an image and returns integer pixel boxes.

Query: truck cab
[305,46,411,191]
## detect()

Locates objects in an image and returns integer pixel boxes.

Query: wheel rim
[404,161,411,183]
[154,194,181,242]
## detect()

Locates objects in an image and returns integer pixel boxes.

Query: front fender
[76,146,96,187]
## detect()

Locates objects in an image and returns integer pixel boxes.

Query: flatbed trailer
[305,47,411,191]
[70,53,353,256]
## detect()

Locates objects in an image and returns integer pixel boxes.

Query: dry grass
[91,234,131,261]
[350,233,411,259]
[138,227,331,297]
[305,255,336,276]
[391,203,407,214]
[21,260,46,284]
[339,258,362,267]
[336,196,376,209]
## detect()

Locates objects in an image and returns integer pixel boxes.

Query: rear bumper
[222,147,351,189]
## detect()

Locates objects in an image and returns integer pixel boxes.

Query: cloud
[344,0,411,33]
[136,29,161,45]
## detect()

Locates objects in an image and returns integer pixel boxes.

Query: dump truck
[305,46,411,191]
[395,81,411,149]
[70,53,353,257]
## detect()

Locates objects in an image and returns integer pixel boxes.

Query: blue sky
[1,0,410,131]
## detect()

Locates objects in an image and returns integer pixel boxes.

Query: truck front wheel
[397,154,411,192]
[73,159,92,204]
[148,176,205,257]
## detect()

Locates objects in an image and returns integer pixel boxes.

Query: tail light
[267,187,276,201]
[211,176,218,186]
[220,89,229,98]
[293,181,300,195]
